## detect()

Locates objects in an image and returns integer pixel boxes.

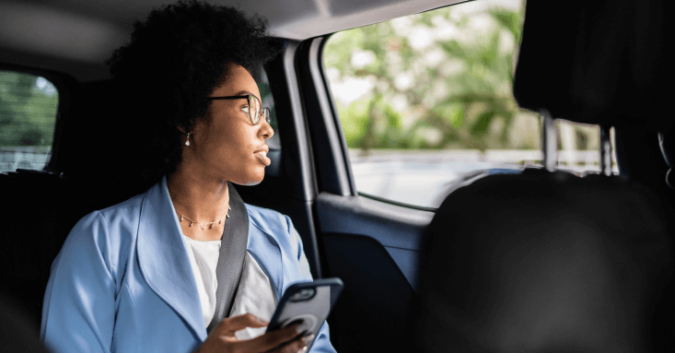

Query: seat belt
[206,182,249,333]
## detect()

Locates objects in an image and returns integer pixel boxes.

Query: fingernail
[303,334,315,345]
[298,347,308,353]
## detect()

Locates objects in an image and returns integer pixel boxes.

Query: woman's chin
[241,179,263,186]
[236,171,265,186]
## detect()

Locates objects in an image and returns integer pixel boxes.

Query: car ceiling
[0,0,464,81]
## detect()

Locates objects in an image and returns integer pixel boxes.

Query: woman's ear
[177,126,191,147]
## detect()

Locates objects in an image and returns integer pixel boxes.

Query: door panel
[315,193,431,251]
[315,194,433,352]
[386,246,421,289]
[293,36,436,351]
[322,234,415,353]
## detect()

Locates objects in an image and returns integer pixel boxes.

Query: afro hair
[106,0,278,188]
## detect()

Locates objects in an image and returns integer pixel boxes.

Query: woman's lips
[254,151,271,166]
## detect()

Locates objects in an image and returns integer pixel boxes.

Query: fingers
[239,324,302,352]
[268,335,307,353]
[213,313,269,335]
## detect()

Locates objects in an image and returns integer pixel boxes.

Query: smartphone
[266,278,343,349]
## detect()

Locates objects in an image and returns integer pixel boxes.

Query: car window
[0,71,58,173]
[323,0,615,209]
[259,68,280,149]
[555,120,617,175]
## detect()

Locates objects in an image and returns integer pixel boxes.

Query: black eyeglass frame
[207,94,271,125]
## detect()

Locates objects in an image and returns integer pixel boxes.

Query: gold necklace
[177,205,231,230]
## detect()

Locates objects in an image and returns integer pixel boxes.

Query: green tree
[0,71,58,148]
[324,2,536,152]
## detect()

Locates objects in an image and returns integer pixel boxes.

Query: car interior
[1,0,674,352]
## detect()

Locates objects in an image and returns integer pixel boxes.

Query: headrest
[513,0,674,132]
[55,80,149,205]
[416,173,675,352]
[56,80,122,177]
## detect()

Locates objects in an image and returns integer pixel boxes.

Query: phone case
[266,278,344,349]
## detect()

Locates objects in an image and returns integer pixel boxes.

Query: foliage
[324,2,539,152]
[0,71,58,147]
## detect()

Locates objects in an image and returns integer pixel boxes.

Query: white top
[181,235,277,339]
[229,252,278,340]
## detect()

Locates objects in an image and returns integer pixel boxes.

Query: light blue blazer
[41,177,335,353]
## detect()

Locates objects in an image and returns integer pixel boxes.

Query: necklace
[177,205,231,230]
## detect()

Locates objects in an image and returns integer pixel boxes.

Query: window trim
[358,191,438,212]
[297,35,357,197]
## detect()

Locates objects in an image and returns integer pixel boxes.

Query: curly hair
[106,0,277,188]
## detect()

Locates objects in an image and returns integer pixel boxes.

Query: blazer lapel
[136,176,206,340]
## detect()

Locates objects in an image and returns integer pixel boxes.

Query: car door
[296,36,431,352]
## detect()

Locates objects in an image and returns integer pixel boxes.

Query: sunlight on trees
[0,71,58,147]
[324,0,541,152]
[0,71,58,172]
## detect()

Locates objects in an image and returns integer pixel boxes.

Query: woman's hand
[194,313,307,353]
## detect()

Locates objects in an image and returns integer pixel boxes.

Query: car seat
[416,165,675,352]
[0,78,142,330]
[0,290,49,353]
[415,0,675,351]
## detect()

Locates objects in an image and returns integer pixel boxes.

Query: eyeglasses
[207,94,271,125]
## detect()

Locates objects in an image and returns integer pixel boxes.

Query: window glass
[0,71,58,172]
[555,120,618,175]
[258,68,280,149]
[324,0,616,209]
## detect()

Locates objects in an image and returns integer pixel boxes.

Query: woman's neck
[167,165,231,241]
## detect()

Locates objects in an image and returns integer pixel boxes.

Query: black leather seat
[0,290,50,353]
[0,170,95,328]
[416,170,675,352]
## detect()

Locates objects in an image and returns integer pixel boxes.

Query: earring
[185,133,190,146]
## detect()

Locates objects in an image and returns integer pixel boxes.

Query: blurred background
[0,71,57,172]
[323,0,617,208]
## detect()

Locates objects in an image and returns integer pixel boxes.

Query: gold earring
[185,133,190,146]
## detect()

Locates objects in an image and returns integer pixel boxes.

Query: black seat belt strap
[206,182,249,333]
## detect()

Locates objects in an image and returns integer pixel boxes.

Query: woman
[40,1,335,352]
